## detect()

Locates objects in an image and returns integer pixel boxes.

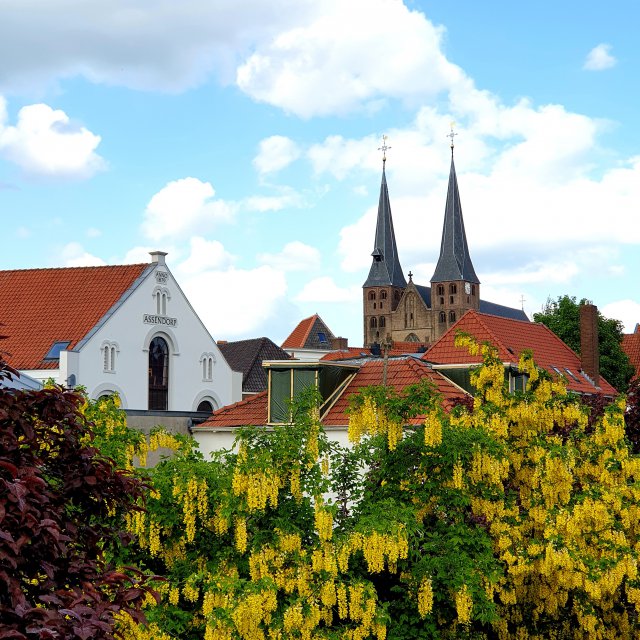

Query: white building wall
[48,255,242,412]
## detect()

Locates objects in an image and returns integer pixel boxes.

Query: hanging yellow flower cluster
[348,395,403,451]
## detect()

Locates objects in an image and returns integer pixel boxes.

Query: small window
[471,284,476,295]
[44,341,71,361]
[450,295,454,304]
[318,332,328,344]
[197,400,214,413]
[201,353,215,381]
[370,317,378,329]
[449,311,456,322]
[439,297,445,305]
[439,311,446,323]
[437,285,445,296]
[381,291,388,300]
[102,343,118,372]
[369,291,376,301]
[379,316,386,328]
[449,284,457,294]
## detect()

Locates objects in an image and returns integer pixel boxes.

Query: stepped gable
[0,264,149,370]
[423,310,617,395]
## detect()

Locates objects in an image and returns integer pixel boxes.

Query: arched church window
[449,284,457,294]
[449,311,456,322]
[472,284,476,295]
[149,336,169,410]
[437,285,445,296]
[369,291,376,301]
[197,400,214,414]
[381,290,387,300]
[405,333,420,342]
[439,311,446,323]
[370,317,378,329]
[379,316,386,328]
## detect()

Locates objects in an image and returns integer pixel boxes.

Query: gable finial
[378,134,391,168]
[447,122,457,155]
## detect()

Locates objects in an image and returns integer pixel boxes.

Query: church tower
[430,136,480,338]
[363,138,406,347]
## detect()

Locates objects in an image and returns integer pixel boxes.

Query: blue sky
[2,0,640,346]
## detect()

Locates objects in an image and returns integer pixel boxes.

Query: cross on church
[378,134,391,166]
[447,123,457,149]
[520,294,526,311]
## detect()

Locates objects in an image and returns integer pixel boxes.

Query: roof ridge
[208,390,267,418]
[0,263,148,274]
[299,314,320,347]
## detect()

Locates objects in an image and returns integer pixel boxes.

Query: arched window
[405,333,420,342]
[102,341,118,372]
[380,290,388,300]
[368,291,376,301]
[439,311,446,323]
[370,317,378,329]
[153,287,170,316]
[201,353,215,381]
[197,400,214,413]
[379,316,386,328]
[437,285,445,296]
[449,284,457,294]
[149,337,169,410]
[449,311,456,322]
[471,284,476,295]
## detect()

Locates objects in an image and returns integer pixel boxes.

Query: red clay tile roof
[322,358,468,426]
[320,347,372,361]
[0,264,149,370]
[195,357,468,430]
[282,314,335,350]
[282,314,320,349]
[622,331,640,381]
[196,390,268,428]
[423,310,617,395]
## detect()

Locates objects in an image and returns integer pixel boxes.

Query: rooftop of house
[217,337,291,393]
[194,356,469,431]
[423,310,617,395]
[281,314,336,350]
[0,263,150,370]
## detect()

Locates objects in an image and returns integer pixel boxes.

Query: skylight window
[564,368,580,382]
[44,341,71,361]
[317,332,328,343]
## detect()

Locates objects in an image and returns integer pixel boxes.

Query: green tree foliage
[0,359,155,639]
[533,294,634,392]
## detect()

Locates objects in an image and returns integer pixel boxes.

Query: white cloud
[237,0,462,117]
[601,300,640,333]
[176,237,234,275]
[296,276,360,303]
[258,241,320,271]
[142,177,236,241]
[0,98,104,178]
[0,0,317,93]
[59,242,106,267]
[244,190,303,212]
[583,44,616,71]
[253,135,300,175]
[86,227,102,238]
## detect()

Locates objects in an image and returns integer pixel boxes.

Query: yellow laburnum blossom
[417,577,433,617]
[455,584,473,625]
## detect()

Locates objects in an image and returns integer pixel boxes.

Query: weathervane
[447,122,457,152]
[378,134,391,167]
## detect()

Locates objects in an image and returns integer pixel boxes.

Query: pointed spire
[363,139,406,289]
[430,145,480,285]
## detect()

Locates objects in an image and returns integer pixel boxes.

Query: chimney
[580,303,599,387]
[331,336,348,351]
[150,251,168,265]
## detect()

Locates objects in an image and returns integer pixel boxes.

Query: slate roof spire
[431,138,480,285]
[363,137,406,289]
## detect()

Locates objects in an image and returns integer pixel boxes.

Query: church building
[363,138,527,347]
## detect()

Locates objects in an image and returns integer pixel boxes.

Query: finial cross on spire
[447,122,457,152]
[378,134,391,167]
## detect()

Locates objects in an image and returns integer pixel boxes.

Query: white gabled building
[0,251,242,434]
